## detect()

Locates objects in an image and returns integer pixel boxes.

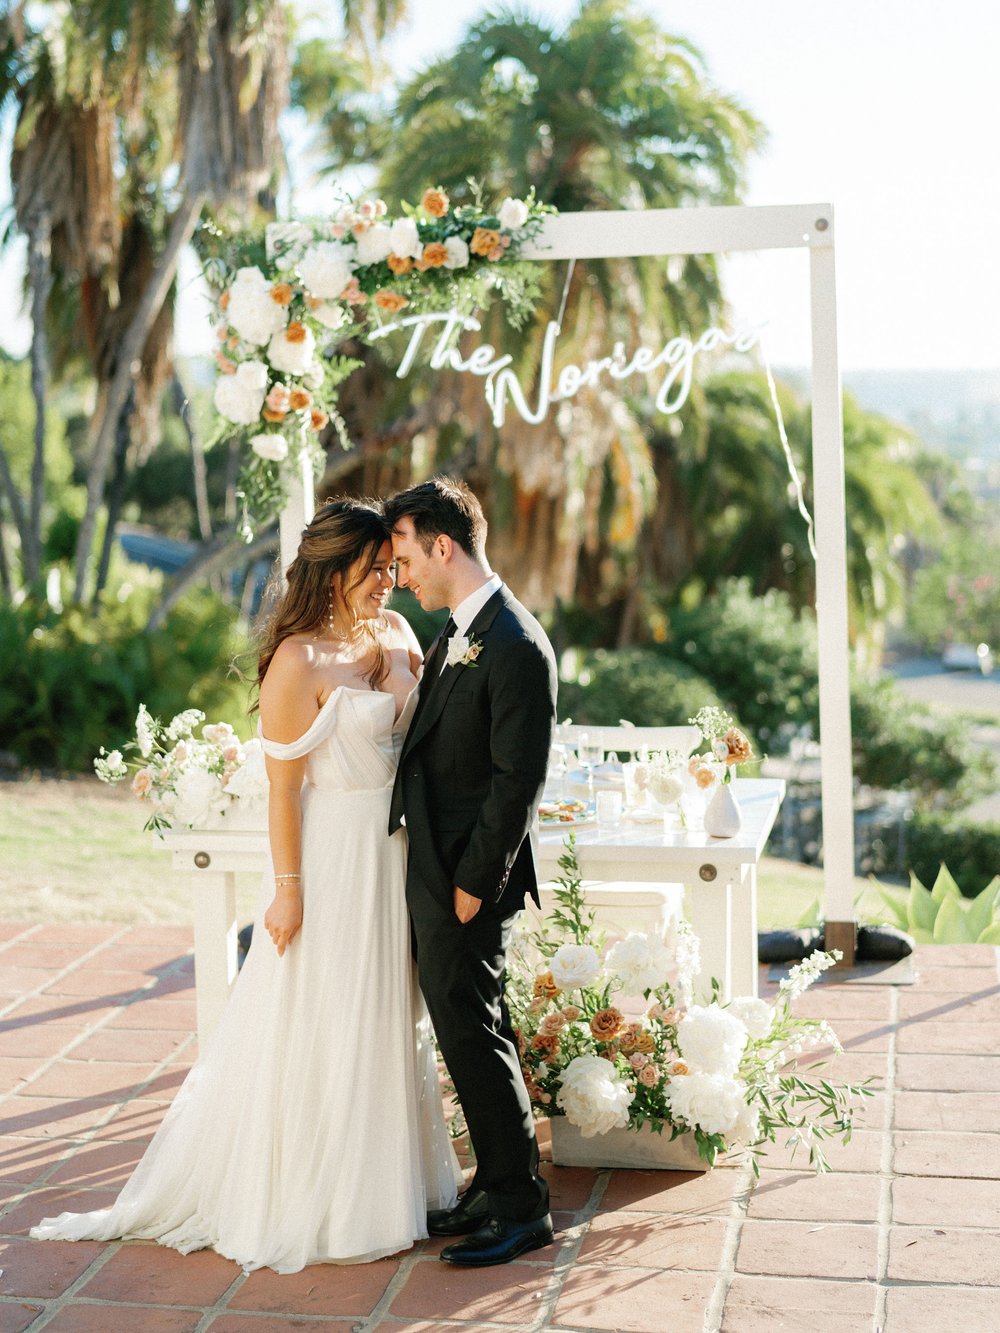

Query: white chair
[554,722,701,757]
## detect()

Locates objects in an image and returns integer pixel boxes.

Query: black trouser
[408,874,548,1223]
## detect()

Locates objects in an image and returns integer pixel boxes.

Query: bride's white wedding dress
[32,685,461,1272]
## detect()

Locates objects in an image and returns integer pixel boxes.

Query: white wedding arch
[277,201,857,959]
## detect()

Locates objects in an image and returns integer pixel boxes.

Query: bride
[31,498,461,1272]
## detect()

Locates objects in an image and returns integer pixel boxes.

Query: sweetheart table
[158,776,784,1044]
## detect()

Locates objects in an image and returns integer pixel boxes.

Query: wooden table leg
[191,868,238,1047]
[730,864,759,998]
[685,875,732,1001]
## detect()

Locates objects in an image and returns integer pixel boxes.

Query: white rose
[265,221,315,269]
[649,773,684,805]
[224,740,269,805]
[312,302,347,330]
[732,1098,762,1146]
[727,996,774,1041]
[556,1055,634,1137]
[226,266,288,345]
[266,325,316,376]
[171,766,228,829]
[388,216,422,260]
[443,236,470,269]
[354,224,394,266]
[498,197,530,230]
[214,360,269,425]
[677,1004,749,1077]
[202,721,234,746]
[666,1070,747,1138]
[606,932,675,995]
[445,635,471,667]
[549,943,601,991]
[298,242,355,299]
[250,433,289,462]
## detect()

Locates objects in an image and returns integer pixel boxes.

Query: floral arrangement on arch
[202,187,553,537]
[95,706,268,833]
[509,837,872,1171]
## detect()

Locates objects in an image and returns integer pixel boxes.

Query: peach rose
[289,388,312,410]
[284,320,308,344]
[226,335,240,350]
[387,254,412,275]
[131,769,153,799]
[533,971,560,1000]
[724,728,753,765]
[487,246,505,262]
[540,1011,567,1036]
[341,280,367,305]
[374,289,408,313]
[265,384,291,412]
[214,350,237,374]
[309,409,329,432]
[561,1005,582,1022]
[639,1063,660,1087]
[470,227,501,257]
[629,1052,649,1069]
[270,282,294,306]
[695,765,717,790]
[421,241,449,268]
[531,1032,559,1056]
[635,1031,656,1054]
[589,1007,624,1041]
[421,187,450,217]
[219,289,231,311]
[670,1060,690,1077]
[618,1026,639,1055]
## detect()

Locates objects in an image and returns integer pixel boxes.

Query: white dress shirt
[452,572,503,636]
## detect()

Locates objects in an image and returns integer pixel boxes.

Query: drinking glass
[596,790,624,829]
[577,734,604,800]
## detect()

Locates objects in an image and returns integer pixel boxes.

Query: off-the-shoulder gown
[31,685,461,1272]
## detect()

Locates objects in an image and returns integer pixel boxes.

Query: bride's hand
[265,886,303,956]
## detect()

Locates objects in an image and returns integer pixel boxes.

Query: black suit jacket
[389,585,557,910]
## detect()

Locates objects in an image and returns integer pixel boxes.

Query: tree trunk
[172,373,212,541]
[73,190,206,604]
[0,496,12,598]
[92,388,135,602]
[0,442,30,584]
[26,210,52,589]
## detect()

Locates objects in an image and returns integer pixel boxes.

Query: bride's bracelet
[274,872,301,883]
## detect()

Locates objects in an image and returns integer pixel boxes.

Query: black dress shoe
[427,1187,489,1236]
[439,1213,554,1266]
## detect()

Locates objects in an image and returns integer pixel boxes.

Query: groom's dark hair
[385,476,487,559]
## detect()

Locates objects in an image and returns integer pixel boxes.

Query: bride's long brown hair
[254,499,391,707]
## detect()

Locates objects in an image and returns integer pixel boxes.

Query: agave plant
[877,866,1000,945]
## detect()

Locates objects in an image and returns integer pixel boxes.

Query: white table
[161,777,784,1043]
[537,778,786,1000]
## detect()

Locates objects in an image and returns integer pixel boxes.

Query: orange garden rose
[561,1005,582,1022]
[470,226,501,256]
[374,290,408,313]
[421,187,450,217]
[387,254,412,275]
[533,971,560,1000]
[270,282,294,306]
[309,408,329,431]
[219,289,230,311]
[695,765,717,790]
[420,242,449,268]
[670,1060,690,1076]
[531,1032,559,1056]
[589,1007,624,1041]
[284,321,308,344]
[262,409,286,423]
[289,388,312,411]
[214,350,236,374]
[724,728,753,765]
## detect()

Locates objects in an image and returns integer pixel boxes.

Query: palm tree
[370,0,763,608]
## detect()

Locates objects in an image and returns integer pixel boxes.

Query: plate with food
[538,799,595,828]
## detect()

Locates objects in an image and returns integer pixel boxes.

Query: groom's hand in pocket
[453,886,482,924]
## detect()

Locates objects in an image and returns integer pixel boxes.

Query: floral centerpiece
[510,837,872,1172]
[95,706,268,833]
[688,705,754,784]
[202,187,553,537]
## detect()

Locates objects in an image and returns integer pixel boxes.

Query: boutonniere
[446,634,484,669]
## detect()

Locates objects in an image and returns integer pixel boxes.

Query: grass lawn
[1,776,902,929]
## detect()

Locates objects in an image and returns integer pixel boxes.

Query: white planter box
[549,1117,708,1171]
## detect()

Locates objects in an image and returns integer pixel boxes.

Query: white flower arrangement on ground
[509,836,872,1170]
[202,185,553,538]
[95,705,267,833]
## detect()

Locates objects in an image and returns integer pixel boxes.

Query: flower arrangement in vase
[95,706,268,833]
[688,706,755,837]
[509,836,872,1172]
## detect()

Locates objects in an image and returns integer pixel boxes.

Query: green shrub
[0,590,250,772]
[557,649,727,728]
[907,812,1000,897]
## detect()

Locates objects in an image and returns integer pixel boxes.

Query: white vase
[703,781,742,838]
[549,1118,708,1171]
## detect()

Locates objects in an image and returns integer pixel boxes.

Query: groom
[386,477,557,1267]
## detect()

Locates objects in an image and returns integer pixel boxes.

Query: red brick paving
[0,926,997,1331]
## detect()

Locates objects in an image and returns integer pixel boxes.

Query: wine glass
[577,734,604,802]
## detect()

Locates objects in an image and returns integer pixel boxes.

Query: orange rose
[514,1028,527,1058]
[533,971,560,1000]
[618,1027,639,1055]
[561,1005,582,1021]
[470,227,501,257]
[387,254,412,275]
[214,350,236,374]
[531,1032,559,1056]
[589,1007,624,1041]
[724,728,753,765]
[421,241,449,268]
[226,336,240,350]
[487,246,505,262]
[695,766,717,790]
[270,282,294,306]
[219,289,231,311]
[262,409,287,423]
[374,290,408,313]
[670,1060,690,1076]
[421,187,450,217]
[309,409,329,431]
[635,1031,656,1054]
[285,321,308,344]
[289,388,312,410]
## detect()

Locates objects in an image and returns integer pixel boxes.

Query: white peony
[226,267,288,345]
[606,931,675,995]
[649,772,684,805]
[312,302,348,331]
[498,197,530,230]
[267,325,316,376]
[443,235,470,269]
[677,1004,748,1077]
[224,740,269,806]
[298,242,355,299]
[135,704,155,759]
[171,766,228,829]
[549,943,601,991]
[727,996,774,1041]
[265,221,314,269]
[214,360,269,425]
[731,1098,762,1146]
[250,433,289,462]
[556,1055,635,1137]
[666,1070,747,1138]
[354,224,394,266]
[387,216,422,260]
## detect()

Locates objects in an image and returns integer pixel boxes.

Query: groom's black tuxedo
[389,583,557,1223]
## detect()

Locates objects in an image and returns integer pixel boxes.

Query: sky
[1,0,998,371]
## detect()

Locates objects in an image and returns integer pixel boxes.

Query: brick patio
[1,924,997,1332]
